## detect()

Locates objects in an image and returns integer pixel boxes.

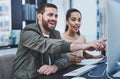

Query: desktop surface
[36,58,110,79]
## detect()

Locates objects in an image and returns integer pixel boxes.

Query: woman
[61,8,104,64]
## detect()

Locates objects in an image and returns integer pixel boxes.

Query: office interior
[0,0,120,79]
[0,0,105,53]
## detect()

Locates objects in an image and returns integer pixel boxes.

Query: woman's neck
[64,31,79,40]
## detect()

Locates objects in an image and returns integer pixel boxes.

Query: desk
[37,58,111,79]
[0,48,17,56]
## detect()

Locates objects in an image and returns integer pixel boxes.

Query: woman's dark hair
[65,8,82,35]
[37,3,57,14]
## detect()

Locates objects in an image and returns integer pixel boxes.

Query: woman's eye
[71,19,76,21]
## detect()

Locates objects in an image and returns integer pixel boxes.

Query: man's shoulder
[22,23,41,34]
[25,23,37,28]
[52,30,61,35]
[23,23,39,31]
[53,30,60,33]
[50,30,61,39]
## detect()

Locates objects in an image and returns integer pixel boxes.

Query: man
[12,3,106,79]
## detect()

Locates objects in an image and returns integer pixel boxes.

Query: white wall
[72,0,97,42]
[47,0,97,42]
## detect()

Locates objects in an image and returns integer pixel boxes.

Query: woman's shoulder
[79,34,86,38]
[60,32,66,39]
[76,34,86,42]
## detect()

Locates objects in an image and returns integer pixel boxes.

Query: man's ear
[37,13,42,21]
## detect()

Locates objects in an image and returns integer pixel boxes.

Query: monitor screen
[106,0,120,73]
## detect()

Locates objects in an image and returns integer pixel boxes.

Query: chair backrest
[0,54,16,79]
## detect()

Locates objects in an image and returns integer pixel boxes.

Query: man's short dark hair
[37,3,57,14]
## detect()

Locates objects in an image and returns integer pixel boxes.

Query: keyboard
[77,58,104,65]
[63,65,97,76]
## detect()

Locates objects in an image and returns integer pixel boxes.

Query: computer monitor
[106,0,120,73]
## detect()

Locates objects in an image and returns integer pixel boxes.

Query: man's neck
[43,33,49,38]
[39,23,50,35]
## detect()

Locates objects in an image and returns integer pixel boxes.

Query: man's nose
[52,16,57,21]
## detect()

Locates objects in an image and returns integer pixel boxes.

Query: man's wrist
[52,65,59,71]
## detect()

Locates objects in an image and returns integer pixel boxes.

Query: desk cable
[87,66,113,79]
[87,58,106,78]
[87,67,106,78]
[105,69,113,79]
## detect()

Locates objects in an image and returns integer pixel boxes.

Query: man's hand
[37,65,58,75]
[70,39,106,52]
[86,39,106,51]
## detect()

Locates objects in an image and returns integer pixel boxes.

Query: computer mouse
[71,77,86,79]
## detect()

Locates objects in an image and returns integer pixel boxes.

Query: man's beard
[42,17,55,32]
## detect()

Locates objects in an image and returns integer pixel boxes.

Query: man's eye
[55,15,58,18]
[78,19,81,22]
[48,13,53,17]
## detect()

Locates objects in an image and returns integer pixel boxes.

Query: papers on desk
[77,58,103,65]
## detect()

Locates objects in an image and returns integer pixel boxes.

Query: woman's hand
[69,54,84,64]
[93,54,105,59]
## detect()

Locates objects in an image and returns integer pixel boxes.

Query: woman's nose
[75,21,80,26]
